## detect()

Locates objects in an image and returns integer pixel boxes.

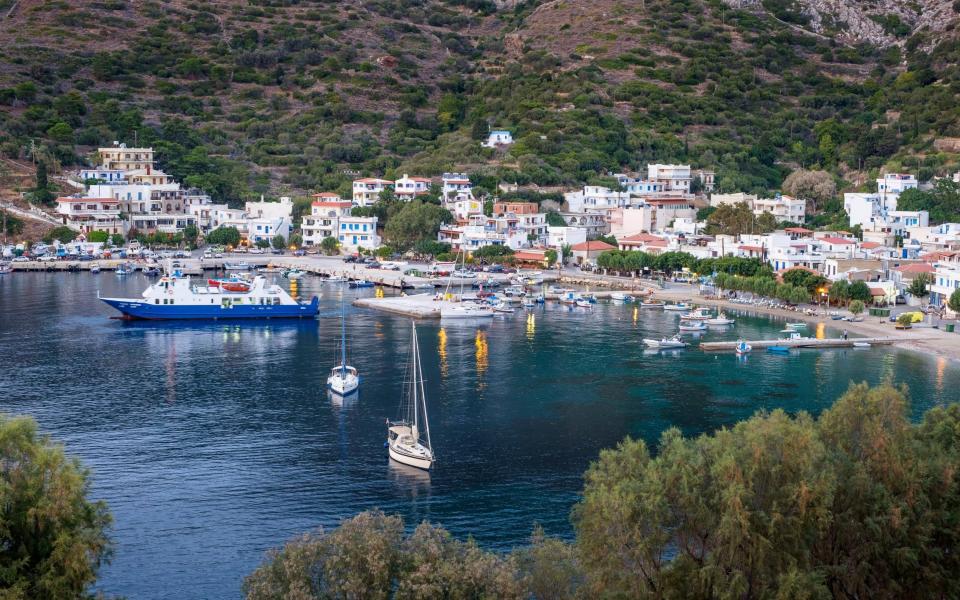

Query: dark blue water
[1,272,956,599]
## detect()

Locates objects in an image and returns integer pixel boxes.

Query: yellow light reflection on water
[633,306,638,325]
[526,313,536,340]
[289,280,298,301]
[438,328,448,377]
[815,322,825,339]
[475,329,488,380]
[936,356,946,394]
[375,287,384,298]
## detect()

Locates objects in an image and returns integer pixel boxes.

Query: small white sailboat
[706,312,735,326]
[643,335,687,349]
[387,322,435,471]
[327,298,359,396]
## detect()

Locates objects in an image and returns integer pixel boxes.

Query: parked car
[12,256,30,263]
[344,255,359,263]
[271,248,284,255]
[214,253,223,259]
[293,249,306,257]
[38,255,58,262]
[77,255,94,261]
[367,261,381,269]
[248,248,265,254]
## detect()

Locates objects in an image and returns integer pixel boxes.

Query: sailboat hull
[388,446,433,470]
[328,374,359,395]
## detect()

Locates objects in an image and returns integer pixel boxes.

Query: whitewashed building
[55,197,123,235]
[647,164,692,193]
[337,215,380,251]
[394,174,431,201]
[352,178,393,206]
[302,194,353,247]
[482,130,513,148]
[441,173,473,204]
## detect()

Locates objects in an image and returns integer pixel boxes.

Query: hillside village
[5,137,956,315]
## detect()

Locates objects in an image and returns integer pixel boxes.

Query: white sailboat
[327,298,359,395]
[440,250,493,319]
[387,322,435,470]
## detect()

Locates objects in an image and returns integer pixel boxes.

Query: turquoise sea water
[1,272,956,598]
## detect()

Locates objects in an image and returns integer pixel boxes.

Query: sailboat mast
[416,327,432,452]
[340,295,347,375]
[411,322,418,429]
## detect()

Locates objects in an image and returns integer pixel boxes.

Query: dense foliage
[0,415,112,599]
[0,0,957,205]
[245,384,960,599]
[897,179,960,224]
[597,250,766,277]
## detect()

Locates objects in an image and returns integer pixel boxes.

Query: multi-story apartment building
[394,174,431,201]
[55,197,123,235]
[352,178,393,206]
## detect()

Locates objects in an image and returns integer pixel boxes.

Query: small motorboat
[640,300,664,308]
[324,275,347,283]
[282,268,306,280]
[610,292,634,302]
[678,321,707,332]
[89,264,101,274]
[575,299,592,308]
[559,291,580,304]
[143,266,161,277]
[115,263,135,276]
[522,298,536,308]
[534,294,545,304]
[706,312,735,326]
[493,303,515,313]
[643,335,687,349]
[208,277,252,293]
[852,342,871,348]
[224,262,251,271]
[663,302,689,311]
[785,322,807,330]
[349,279,375,288]
[767,346,791,354]
[679,308,712,320]
[735,340,752,355]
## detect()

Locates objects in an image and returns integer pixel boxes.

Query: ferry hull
[101,297,319,320]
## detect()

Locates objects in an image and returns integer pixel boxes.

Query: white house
[450,198,483,221]
[647,164,691,193]
[55,196,123,234]
[609,199,697,236]
[394,174,431,201]
[752,194,806,223]
[302,194,353,247]
[482,130,513,148]
[564,186,629,215]
[930,252,960,309]
[710,192,757,208]
[352,178,393,206]
[877,173,917,204]
[547,226,587,248]
[337,215,380,251]
[441,173,473,204]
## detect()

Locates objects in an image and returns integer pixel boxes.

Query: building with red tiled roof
[570,240,615,265]
[513,249,549,266]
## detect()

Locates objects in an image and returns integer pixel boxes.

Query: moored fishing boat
[100,271,319,320]
[678,320,707,332]
[282,268,305,280]
[705,312,735,326]
[0,262,11,275]
[224,261,251,271]
[348,279,374,288]
[575,299,592,308]
[663,302,689,311]
[610,292,633,302]
[640,300,664,308]
[643,335,687,349]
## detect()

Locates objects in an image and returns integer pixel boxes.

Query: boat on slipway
[100,270,319,320]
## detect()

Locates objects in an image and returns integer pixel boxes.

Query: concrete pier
[700,336,906,352]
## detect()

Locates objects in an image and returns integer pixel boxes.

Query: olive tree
[0,415,112,599]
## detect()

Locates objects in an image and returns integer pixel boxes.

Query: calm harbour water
[1,272,957,599]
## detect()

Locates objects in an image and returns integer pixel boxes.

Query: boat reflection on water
[387,460,432,498]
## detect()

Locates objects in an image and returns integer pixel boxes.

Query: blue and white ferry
[100,271,319,320]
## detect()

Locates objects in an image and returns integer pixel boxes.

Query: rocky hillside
[0,0,957,206]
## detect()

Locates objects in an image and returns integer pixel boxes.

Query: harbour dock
[700,336,906,352]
